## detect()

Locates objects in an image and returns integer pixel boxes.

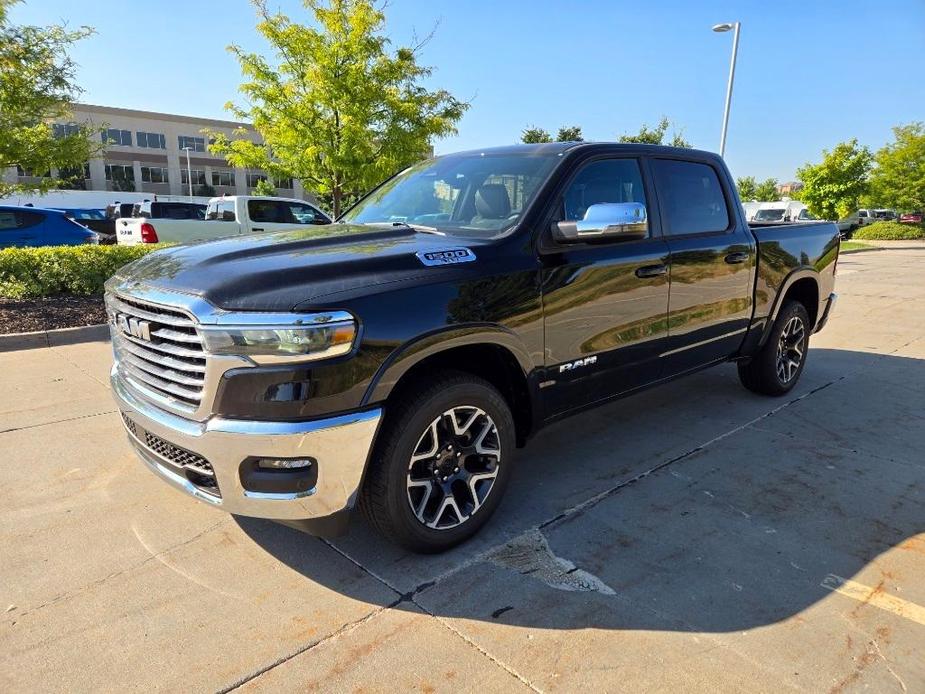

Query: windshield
[341,152,561,238]
[754,208,785,221]
[797,209,816,220]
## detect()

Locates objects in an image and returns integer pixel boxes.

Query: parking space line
[822,574,925,627]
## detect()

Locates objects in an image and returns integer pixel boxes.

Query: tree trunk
[332,186,342,219]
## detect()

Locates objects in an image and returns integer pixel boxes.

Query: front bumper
[815,292,838,333]
[112,366,382,522]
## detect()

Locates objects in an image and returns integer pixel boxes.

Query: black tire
[738,301,811,396]
[359,371,515,553]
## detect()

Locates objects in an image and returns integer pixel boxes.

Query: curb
[0,323,110,352]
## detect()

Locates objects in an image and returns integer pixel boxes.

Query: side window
[285,202,326,224]
[248,200,281,223]
[16,211,44,229]
[561,158,648,223]
[0,211,19,230]
[651,159,730,236]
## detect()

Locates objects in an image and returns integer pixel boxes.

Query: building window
[102,129,132,146]
[59,164,91,180]
[178,135,206,152]
[273,176,294,190]
[137,132,166,149]
[180,169,206,185]
[246,172,268,187]
[140,166,169,184]
[53,123,81,138]
[105,164,135,181]
[16,166,50,178]
[212,170,235,187]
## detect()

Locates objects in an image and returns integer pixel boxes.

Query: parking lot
[1,244,923,693]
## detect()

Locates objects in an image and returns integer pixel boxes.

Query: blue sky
[12,0,925,181]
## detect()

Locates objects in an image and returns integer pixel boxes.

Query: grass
[840,241,874,253]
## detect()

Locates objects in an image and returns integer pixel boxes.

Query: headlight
[201,319,356,363]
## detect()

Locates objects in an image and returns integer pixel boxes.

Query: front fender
[361,323,536,407]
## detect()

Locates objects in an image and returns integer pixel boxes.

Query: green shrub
[0,244,162,299]
[853,221,925,240]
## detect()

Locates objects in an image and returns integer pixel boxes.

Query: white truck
[116,195,332,245]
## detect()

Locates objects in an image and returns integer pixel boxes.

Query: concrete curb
[0,323,109,353]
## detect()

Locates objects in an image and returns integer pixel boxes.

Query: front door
[649,158,755,375]
[540,157,670,418]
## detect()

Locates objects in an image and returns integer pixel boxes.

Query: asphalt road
[2,244,924,693]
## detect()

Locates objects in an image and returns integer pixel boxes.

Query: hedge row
[853,221,925,241]
[0,244,160,299]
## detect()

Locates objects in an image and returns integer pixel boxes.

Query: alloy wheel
[776,315,806,384]
[405,406,502,530]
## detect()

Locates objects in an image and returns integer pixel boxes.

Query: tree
[556,126,583,142]
[736,176,758,200]
[208,0,467,217]
[195,183,216,198]
[521,126,552,144]
[868,122,925,211]
[754,178,780,202]
[796,139,873,220]
[0,0,100,197]
[618,116,691,148]
[252,178,276,196]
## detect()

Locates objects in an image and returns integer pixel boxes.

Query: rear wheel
[738,301,810,396]
[360,372,515,553]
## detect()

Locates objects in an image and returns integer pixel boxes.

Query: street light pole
[713,21,741,158]
[182,146,193,199]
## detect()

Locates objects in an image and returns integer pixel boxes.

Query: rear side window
[0,210,43,230]
[651,159,730,235]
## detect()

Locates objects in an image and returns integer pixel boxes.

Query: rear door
[540,156,670,417]
[649,157,755,375]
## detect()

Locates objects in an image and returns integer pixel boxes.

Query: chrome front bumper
[112,366,382,521]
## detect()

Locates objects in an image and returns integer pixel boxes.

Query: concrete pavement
[1,246,923,692]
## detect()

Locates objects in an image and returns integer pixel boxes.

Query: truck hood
[111,223,487,311]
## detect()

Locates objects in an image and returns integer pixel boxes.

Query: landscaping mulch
[0,294,107,335]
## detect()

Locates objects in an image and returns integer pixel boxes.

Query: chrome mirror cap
[553,202,648,243]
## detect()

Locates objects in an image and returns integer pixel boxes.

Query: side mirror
[552,202,648,243]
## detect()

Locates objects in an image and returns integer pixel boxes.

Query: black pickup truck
[106,143,838,552]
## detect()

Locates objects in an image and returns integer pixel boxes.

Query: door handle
[635,264,668,278]
[251,227,264,232]
[725,252,749,264]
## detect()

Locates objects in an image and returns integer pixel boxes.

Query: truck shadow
[235,348,924,632]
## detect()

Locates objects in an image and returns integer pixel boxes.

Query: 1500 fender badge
[559,355,598,373]
[416,248,477,266]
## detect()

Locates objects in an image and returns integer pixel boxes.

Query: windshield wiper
[390,221,444,235]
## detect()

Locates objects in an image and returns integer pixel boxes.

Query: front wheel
[738,301,811,396]
[360,372,515,553]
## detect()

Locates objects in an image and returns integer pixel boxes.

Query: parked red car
[899,212,923,224]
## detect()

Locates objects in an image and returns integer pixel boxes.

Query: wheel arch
[757,269,821,349]
[362,326,538,447]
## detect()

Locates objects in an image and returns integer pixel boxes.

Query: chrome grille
[108,293,206,410]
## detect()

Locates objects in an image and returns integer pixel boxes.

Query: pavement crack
[0,409,116,435]
[7,517,228,621]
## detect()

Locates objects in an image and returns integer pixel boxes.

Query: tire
[359,371,515,553]
[738,301,811,396]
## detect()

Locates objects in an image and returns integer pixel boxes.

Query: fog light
[256,457,315,470]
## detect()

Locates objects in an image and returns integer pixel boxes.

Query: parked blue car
[0,206,98,247]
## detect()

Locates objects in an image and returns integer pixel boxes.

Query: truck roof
[445,142,718,159]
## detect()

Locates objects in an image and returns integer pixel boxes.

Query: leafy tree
[556,126,583,142]
[797,139,873,220]
[208,0,467,218]
[521,126,552,144]
[252,178,276,196]
[754,178,780,202]
[618,116,691,148]
[195,183,216,197]
[0,0,100,197]
[868,122,925,211]
[736,176,758,200]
